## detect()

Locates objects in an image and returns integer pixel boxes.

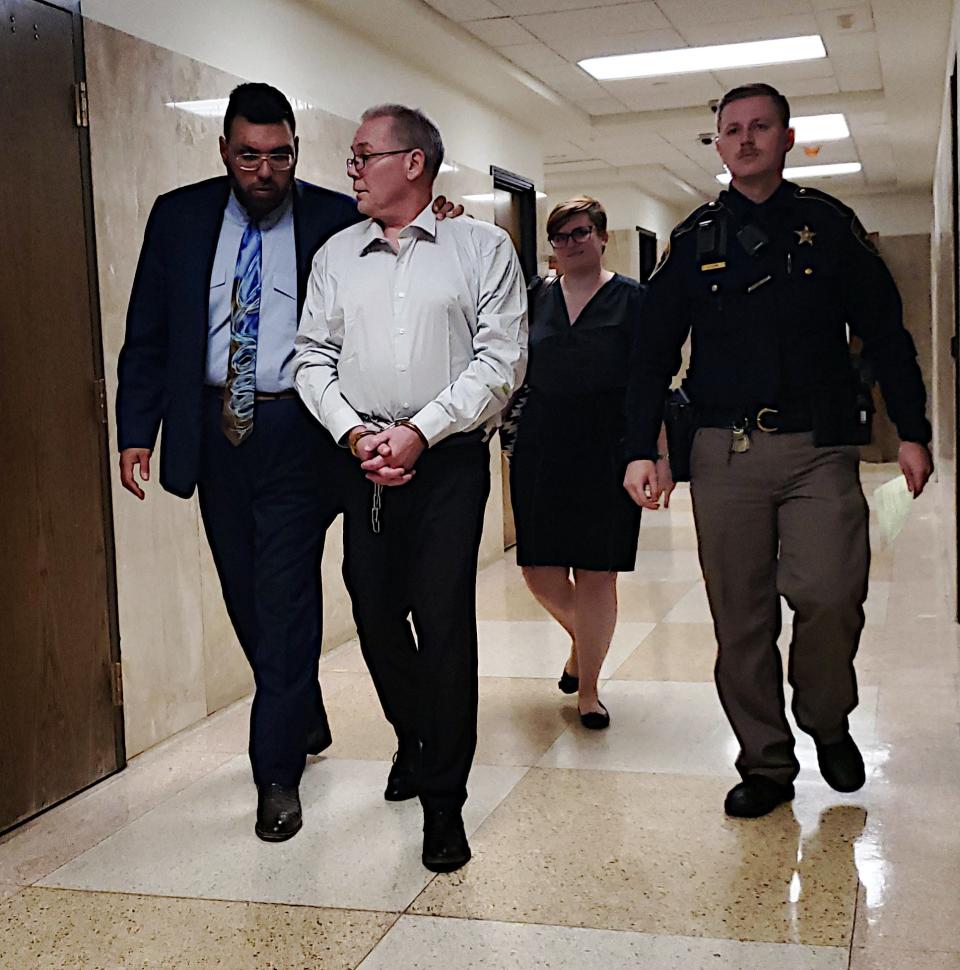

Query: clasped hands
[351,424,425,486]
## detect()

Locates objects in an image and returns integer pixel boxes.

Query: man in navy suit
[117,83,458,841]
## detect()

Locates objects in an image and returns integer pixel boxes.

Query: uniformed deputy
[623,82,934,819]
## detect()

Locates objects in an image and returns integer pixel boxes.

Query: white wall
[82,0,544,188]
[844,192,934,236]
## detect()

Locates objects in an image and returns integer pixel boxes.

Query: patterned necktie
[221,220,262,445]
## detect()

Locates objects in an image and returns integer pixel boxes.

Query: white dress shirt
[294,204,528,447]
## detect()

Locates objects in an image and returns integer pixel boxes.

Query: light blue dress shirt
[206,191,298,392]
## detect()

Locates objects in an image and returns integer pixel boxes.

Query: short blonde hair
[547,196,607,240]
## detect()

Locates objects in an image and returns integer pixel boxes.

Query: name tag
[700,261,726,272]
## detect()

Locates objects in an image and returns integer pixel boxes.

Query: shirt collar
[359,203,437,256]
[224,187,293,230]
[721,179,793,214]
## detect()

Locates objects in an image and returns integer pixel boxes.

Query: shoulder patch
[674,199,723,239]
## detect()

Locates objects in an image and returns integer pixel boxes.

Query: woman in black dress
[508,197,672,728]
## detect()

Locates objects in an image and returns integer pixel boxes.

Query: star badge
[795,225,816,246]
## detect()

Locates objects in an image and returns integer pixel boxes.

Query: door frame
[951,58,960,622]
[490,165,538,281]
[23,0,125,785]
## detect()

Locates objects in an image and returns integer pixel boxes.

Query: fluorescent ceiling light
[792,113,849,143]
[439,162,458,174]
[165,97,317,117]
[580,35,826,81]
[463,192,548,202]
[716,161,862,184]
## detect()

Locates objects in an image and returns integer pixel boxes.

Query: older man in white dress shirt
[294,104,527,873]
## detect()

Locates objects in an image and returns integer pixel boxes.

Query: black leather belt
[698,404,812,433]
[204,385,297,402]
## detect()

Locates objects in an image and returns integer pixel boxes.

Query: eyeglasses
[346,148,416,173]
[232,151,295,172]
[549,225,595,248]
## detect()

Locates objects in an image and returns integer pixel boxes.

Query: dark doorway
[0,0,124,833]
[491,165,538,282]
[636,227,658,283]
[491,166,539,550]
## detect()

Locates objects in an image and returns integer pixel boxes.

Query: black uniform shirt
[623,180,931,462]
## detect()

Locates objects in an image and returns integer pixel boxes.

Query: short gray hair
[361,104,445,180]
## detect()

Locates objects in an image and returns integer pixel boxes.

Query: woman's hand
[623,459,663,510]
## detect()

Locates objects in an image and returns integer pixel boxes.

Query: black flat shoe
[306,719,332,755]
[579,702,610,730]
[255,783,302,842]
[724,776,795,819]
[422,807,471,873]
[384,742,420,802]
[816,734,865,793]
[558,669,579,694]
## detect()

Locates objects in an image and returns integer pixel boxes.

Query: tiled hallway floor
[2,468,959,968]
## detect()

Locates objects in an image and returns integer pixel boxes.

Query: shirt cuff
[326,403,366,447]
[411,401,458,447]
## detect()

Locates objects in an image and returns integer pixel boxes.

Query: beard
[229,173,291,219]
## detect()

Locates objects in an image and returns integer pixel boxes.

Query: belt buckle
[756,407,779,432]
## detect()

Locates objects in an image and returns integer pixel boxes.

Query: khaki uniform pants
[690,429,870,785]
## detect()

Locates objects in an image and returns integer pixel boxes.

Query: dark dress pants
[197,392,341,787]
[341,440,491,811]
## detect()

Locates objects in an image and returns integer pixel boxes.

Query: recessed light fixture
[579,35,827,81]
[165,97,317,116]
[716,161,862,184]
[791,113,849,143]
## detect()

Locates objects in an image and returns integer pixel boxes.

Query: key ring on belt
[755,407,779,433]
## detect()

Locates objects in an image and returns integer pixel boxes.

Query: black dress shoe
[579,701,610,730]
[422,808,471,873]
[255,783,302,842]
[724,776,795,818]
[306,720,332,755]
[558,669,579,694]
[384,744,420,802]
[816,734,865,793]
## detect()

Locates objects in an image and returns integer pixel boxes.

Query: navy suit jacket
[116,176,360,498]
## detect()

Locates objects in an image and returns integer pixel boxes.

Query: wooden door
[0,0,124,833]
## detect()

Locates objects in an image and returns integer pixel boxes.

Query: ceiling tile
[778,75,842,96]
[423,0,505,21]
[516,3,672,43]
[536,63,609,98]
[463,17,537,46]
[815,4,876,35]
[497,41,570,72]
[602,74,724,111]
[832,50,882,91]
[680,14,820,46]
[574,96,634,115]
[820,29,878,55]
[549,28,687,62]
[713,56,836,86]
[545,158,614,172]
[495,0,638,12]
[657,0,812,27]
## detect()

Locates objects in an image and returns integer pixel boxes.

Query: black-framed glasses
[232,150,295,172]
[346,148,416,173]
[549,225,594,248]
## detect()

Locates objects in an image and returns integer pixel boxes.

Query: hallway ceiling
[316,0,954,206]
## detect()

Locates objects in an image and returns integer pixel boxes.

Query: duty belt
[697,404,813,433]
